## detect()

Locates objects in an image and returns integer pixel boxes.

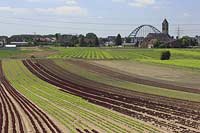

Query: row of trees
[154,36,198,48]
[180,36,198,47]
[79,33,99,47]
[56,33,123,47]
[5,33,124,47]
[73,33,123,47]
[55,33,100,47]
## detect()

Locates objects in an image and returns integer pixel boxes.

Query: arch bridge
[127,25,161,43]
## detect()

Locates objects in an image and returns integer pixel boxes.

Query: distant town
[1,19,200,48]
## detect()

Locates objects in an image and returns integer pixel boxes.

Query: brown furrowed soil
[23,59,200,133]
[67,60,200,94]
[0,61,65,133]
[92,60,200,89]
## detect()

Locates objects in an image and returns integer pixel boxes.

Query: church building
[140,19,174,48]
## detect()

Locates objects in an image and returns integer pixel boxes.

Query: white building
[5,45,17,48]
[10,42,29,47]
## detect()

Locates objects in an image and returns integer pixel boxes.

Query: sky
[0,0,199,37]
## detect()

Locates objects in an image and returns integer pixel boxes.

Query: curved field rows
[0,61,63,133]
[53,59,200,102]
[66,60,200,94]
[3,60,159,133]
[23,59,200,133]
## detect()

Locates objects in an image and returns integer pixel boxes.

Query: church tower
[162,19,169,34]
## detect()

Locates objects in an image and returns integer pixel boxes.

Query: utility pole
[177,25,180,39]
[33,32,37,45]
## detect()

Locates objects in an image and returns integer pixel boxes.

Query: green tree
[79,35,85,47]
[181,37,189,48]
[55,33,61,42]
[190,38,198,46]
[180,36,198,47]
[125,37,131,43]
[115,34,122,46]
[86,33,97,47]
[154,40,162,48]
[95,36,99,47]
[161,51,171,60]
[86,33,97,39]
[70,36,79,47]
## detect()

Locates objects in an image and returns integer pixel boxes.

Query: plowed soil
[0,61,64,133]
[23,59,200,133]
[67,60,200,94]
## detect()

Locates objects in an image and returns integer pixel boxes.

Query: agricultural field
[0,47,200,133]
[49,47,200,69]
[49,47,128,60]
[0,60,66,132]
[54,59,200,102]
[0,48,30,59]
[19,59,200,132]
[0,47,56,59]
[2,60,159,133]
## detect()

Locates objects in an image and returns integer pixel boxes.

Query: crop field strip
[53,59,200,103]
[41,60,200,130]
[49,48,200,70]
[50,48,128,60]
[67,60,200,94]
[3,60,157,133]
[49,48,166,60]
[23,59,200,133]
[22,59,159,132]
[0,61,63,133]
[26,59,200,133]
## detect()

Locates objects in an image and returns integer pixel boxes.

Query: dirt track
[23,59,200,133]
[67,60,200,94]
[0,61,64,133]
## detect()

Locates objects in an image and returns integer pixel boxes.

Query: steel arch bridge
[128,25,161,42]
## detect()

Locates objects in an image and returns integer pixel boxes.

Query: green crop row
[54,60,200,102]
[3,60,160,133]
[49,47,200,69]
[49,47,128,60]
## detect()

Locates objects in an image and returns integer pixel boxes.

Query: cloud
[112,0,156,7]
[65,0,77,5]
[112,0,126,2]
[0,6,87,16]
[129,0,155,7]
[36,6,87,16]
[25,0,48,2]
[25,0,78,4]
[0,6,30,14]
[16,0,85,16]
